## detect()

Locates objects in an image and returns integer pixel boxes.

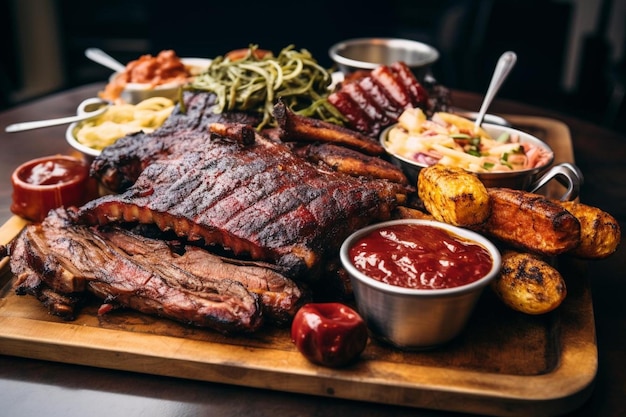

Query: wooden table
[0,83,624,417]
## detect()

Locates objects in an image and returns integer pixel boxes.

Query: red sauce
[11,155,98,222]
[349,224,493,289]
[19,159,86,186]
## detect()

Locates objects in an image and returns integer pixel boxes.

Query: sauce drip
[349,224,493,289]
[20,159,85,186]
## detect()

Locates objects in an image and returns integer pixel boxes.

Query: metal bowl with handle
[380,122,582,201]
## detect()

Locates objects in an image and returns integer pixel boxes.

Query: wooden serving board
[0,116,596,417]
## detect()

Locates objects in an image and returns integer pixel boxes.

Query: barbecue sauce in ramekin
[348,223,493,289]
[11,155,97,222]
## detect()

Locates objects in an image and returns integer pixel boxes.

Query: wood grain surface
[0,116,597,417]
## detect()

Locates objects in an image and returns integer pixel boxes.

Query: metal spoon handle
[85,47,126,73]
[5,114,93,133]
[5,98,109,132]
[474,51,517,130]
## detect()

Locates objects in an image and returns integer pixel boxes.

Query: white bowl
[66,94,176,159]
[66,122,101,158]
[65,97,112,158]
[111,57,211,104]
[340,218,501,349]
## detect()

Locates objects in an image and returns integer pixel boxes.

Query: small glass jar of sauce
[11,155,98,222]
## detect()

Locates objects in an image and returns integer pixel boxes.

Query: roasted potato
[417,164,490,227]
[491,251,567,315]
[553,200,621,259]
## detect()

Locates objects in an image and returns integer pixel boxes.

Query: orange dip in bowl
[100,50,191,102]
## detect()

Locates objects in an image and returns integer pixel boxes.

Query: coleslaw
[384,108,552,173]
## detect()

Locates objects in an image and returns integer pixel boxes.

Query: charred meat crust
[10,228,85,320]
[292,142,409,185]
[16,209,263,333]
[11,208,309,332]
[98,224,309,325]
[79,127,401,279]
[273,99,385,156]
[91,91,261,193]
[328,62,432,137]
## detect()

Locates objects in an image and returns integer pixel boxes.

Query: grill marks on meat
[38,89,407,331]
[273,100,385,156]
[292,142,409,185]
[11,208,307,333]
[13,209,261,332]
[79,129,402,279]
[328,62,431,137]
[91,91,261,193]
[477,188,581,256]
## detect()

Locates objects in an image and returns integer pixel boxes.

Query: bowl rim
[66,121,101,157]
[379,121,556,176]
[109,57,212,91]
[329,37,440,70]
[339,218,501,296]
[11,155,89,190]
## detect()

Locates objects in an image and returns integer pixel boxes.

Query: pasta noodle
[190,44,345,130]
[73,97,174,150]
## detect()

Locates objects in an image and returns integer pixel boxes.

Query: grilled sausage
[553,200,621,259]
[391,206,435,220]
[273,100,384,155]
[417,164,491,227]
[294,143,409,185]
[478,188,580,256]
[491,251,567,315]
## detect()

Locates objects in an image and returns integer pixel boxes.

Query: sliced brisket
[10,208,307,333]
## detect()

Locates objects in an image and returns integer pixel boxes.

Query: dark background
[1,0,625,133]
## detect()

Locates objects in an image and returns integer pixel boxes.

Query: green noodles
[190,45,346,129]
